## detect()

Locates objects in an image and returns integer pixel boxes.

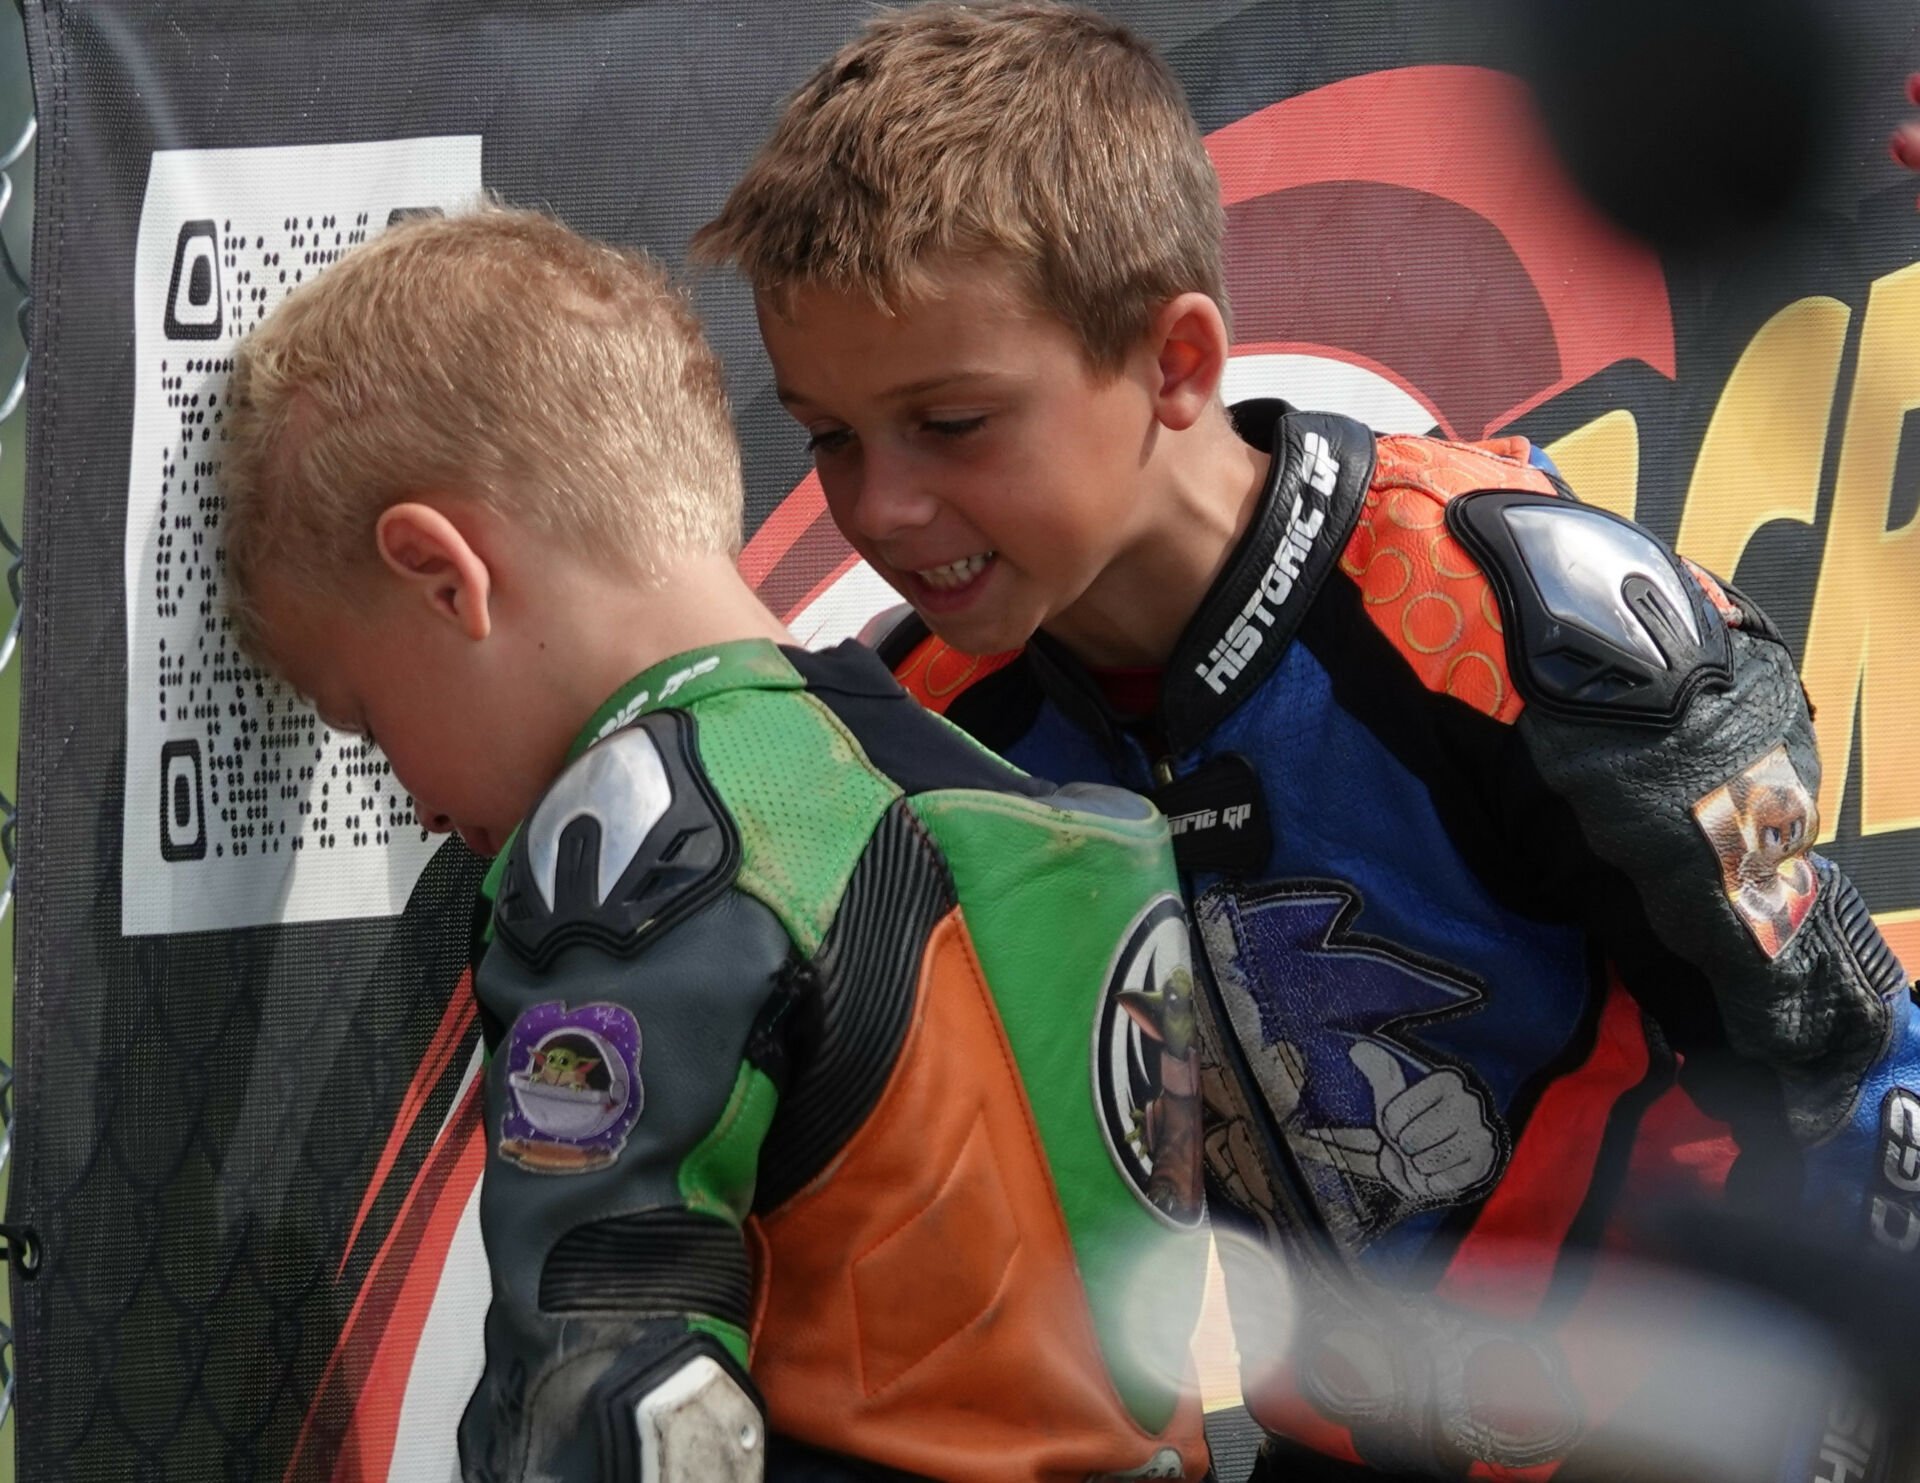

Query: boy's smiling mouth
[912,551,996,591]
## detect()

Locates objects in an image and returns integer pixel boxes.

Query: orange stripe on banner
[337,972,476,1277]
[738,470,827,587]
[282,1081,486,1483]
[1434,978,1649,1322]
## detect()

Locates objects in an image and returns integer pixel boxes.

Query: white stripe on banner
[1221,352,1439,434]
[386,1169,489,1483]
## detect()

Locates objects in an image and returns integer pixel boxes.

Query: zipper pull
[1153,756,1176,788]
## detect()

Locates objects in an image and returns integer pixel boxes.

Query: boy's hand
[1297,1044,1499,1205]
[1890,74,1920,205]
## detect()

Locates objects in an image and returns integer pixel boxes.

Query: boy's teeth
[915,552,994,590]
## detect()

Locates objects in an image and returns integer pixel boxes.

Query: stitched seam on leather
[940,907,1158,1440]
[850,1105,1016,1399]
[762,939,936,1226]
[861,1218,1023,1402]
[946,908,1060,1261]
[744,1217,772,1363]
[843,920,1012,1398]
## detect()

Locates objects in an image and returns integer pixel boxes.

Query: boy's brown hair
[222,204,743,661]
[691,0,1226,370]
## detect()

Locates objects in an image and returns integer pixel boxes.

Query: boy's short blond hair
[692,0,1225,370]
[222,204,743,659]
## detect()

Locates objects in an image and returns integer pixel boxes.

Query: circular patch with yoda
[1093,894,1205,1227]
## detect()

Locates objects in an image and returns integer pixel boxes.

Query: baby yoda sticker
[1093,894,1205,1228]
[1693,744,1820,959]
[499,1001,643,1174]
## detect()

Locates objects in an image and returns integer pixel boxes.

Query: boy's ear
[374,502,492,641]
[1147,292,1232,433]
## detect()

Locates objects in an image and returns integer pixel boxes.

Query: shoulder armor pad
[1446,490,1732,726]
[493,709,739,970]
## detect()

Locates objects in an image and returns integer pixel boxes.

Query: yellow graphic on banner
[1802,261,1920,842]
[1545,409,1639,522]
[1676,295,1851,584]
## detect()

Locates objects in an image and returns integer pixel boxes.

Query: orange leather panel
[1338,435,1561,726]
[849,1110,1022,1396]
[750,908,1206,1481]
[893,636,1021,715]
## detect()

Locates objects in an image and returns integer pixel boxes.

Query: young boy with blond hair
[221,205,1214,1483]
[696,4,1920,1477]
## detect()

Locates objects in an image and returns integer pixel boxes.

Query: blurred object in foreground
[1507,0,1841,255]
[1887,73,1920,207]
[1179,1219,1917,1482]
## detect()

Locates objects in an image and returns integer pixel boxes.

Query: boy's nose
[843,459,938,543]
[415,799,453,833]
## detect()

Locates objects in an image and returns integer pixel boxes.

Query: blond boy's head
[222,204,743,663]
[692,0,1225,370]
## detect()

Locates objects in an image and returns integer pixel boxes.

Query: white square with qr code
[121,137,482,936]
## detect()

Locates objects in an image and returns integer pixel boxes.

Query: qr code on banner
[121,138,481,936]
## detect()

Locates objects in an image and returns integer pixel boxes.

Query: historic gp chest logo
[1093,894,1205,1227]
[498,1000,644,1174]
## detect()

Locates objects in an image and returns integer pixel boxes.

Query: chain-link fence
[1,0,31,1474]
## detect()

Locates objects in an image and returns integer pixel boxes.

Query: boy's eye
[805,427,854,455]
[923,416,986,439]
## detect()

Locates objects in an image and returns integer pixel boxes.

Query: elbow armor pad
[595,1339,765,1483]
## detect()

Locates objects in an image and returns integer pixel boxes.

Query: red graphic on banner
[1209,65,1673,435]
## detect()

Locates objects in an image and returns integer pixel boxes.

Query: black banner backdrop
[15,2,1920,1478]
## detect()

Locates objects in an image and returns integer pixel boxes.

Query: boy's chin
[918,614,1035,659]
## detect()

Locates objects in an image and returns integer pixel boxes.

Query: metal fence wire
[0,90,33,1443]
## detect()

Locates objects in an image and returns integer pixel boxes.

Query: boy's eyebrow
[776,369,1003,409]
